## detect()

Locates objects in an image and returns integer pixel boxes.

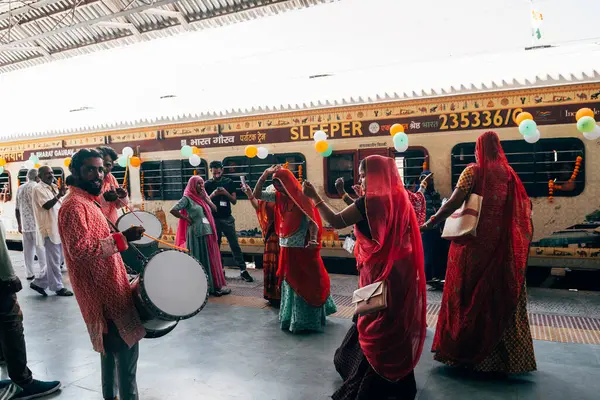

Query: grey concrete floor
[4,252,600,399]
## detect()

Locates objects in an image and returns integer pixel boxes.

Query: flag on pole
[531,7,543,41]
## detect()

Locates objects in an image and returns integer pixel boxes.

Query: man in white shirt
[15,169,47,281]
[30,166,73,297]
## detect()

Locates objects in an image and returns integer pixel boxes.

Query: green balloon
[321,147,333,157]
[29,155,39,164]
[181,145,193,157]
[577,116,597,133]
[0,166,4,175]
[117,156,128,168]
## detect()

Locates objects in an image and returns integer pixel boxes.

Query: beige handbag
[352,281,387,316]
[441,194,483,240]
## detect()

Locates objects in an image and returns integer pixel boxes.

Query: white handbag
[441,194,483,240]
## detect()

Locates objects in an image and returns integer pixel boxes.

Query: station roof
[0,0,337,73]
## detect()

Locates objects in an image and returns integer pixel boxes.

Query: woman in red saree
[304,155,427,400]
[242,186,281,306]
[253,165,336,333]
[421,130,536,373]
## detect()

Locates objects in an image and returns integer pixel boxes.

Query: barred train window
[222,153,306,199]
[325,148,427,197]
[451,138,585,197]
[0,171,11,202]
[141,159,208,200]
[18,169,28,186]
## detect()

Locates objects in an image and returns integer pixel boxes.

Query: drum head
[117,211,162,246]
[142,250,209,319]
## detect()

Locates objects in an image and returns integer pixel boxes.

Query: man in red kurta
[58,148,145,400]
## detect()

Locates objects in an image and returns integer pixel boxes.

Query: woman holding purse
[303,155,427,400]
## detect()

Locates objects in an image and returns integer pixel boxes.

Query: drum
[120,245,158,274]
[117,211,162,246]
[131,249,209,322]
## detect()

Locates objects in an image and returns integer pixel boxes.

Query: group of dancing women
[228,130,536,399]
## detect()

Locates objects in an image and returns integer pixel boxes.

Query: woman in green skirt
[171,176,231,296]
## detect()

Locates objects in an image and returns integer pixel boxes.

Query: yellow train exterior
[1,82,599,268]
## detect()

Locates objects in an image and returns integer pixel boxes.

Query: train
[1,81,599,270]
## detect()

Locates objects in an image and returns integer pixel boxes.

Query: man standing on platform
[0,221,62,399]
[59,148,146,400]
[15,169,47,281]
[29,166,73,297]
[204,161,253,282]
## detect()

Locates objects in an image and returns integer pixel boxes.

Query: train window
[451,138,585,197]
[325,148,428,197]
[0,171,11,202]
[18,169,28,186]
[325,152,356,197]
[111,165,132,193]
[140,159,208,200]
[52,168,64,184]
[222,153,306,199]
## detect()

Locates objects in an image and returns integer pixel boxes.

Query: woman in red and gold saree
[421,130,536,373]
[243,187,281,305]
[304,155,427,400]
[254,166,336,333]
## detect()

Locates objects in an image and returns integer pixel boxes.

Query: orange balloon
[390,123,404,135]
[192,146,202,155]
[576,108,595,121]
[245,145,258,158]
[63,157,72,168]
[515,112,533,125]
[315,140,329,153]
[130,156,141,168]
[0,158,5,167]
[34,163,41,169]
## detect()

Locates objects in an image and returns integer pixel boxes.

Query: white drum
[131,249,209,321]
[117,211,162,246]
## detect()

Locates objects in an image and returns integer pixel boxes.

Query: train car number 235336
[439,108,523,130]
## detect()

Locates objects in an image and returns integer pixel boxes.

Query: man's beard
[79,179,102,196]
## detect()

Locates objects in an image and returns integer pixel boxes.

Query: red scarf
[272,169,330,307]
[433,131,532,363]
[354,155,427,381]
[175,176,226,290]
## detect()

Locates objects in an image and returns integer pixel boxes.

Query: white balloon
[524,130,541,144]
[257,146,269,159]
[313,130,328,142]
[189,154,201,167]
[24,160,34,169]
[122,146,134,157]
[583,125,600,141]
[394,142,409,153]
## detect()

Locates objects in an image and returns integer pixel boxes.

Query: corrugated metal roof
[0,0,338,73]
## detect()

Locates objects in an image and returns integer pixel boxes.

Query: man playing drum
[58,148,146,400]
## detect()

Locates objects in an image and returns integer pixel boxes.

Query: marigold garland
[548,155,582,202]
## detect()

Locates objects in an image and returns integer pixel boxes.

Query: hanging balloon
[24,160,34,170]
[189,154,201,167]
[390,124,404,136]
[393,132,409,152]
[0,167,4,174]
[320,147,333,157]
[315,140,329,153]
[575,108,595,121]
[64,157,72,168]
[192,146,202,156]
[181,145,193,157]
[583,125,600,141]
[576,116,596,133]
[122,147,134,157]
[34,163,41,169]
[117,156,128,168]
[130,156,141,168]
[257,147,269,159]
[518,119,537,136]
[515,112,533,125]
[245,145,258,158]
[524,130,541,144]
[313,130,328,142]
[0,158,6,167]
[29,155,39,164]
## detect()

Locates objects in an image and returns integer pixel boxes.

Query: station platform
[4,251,600,399]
